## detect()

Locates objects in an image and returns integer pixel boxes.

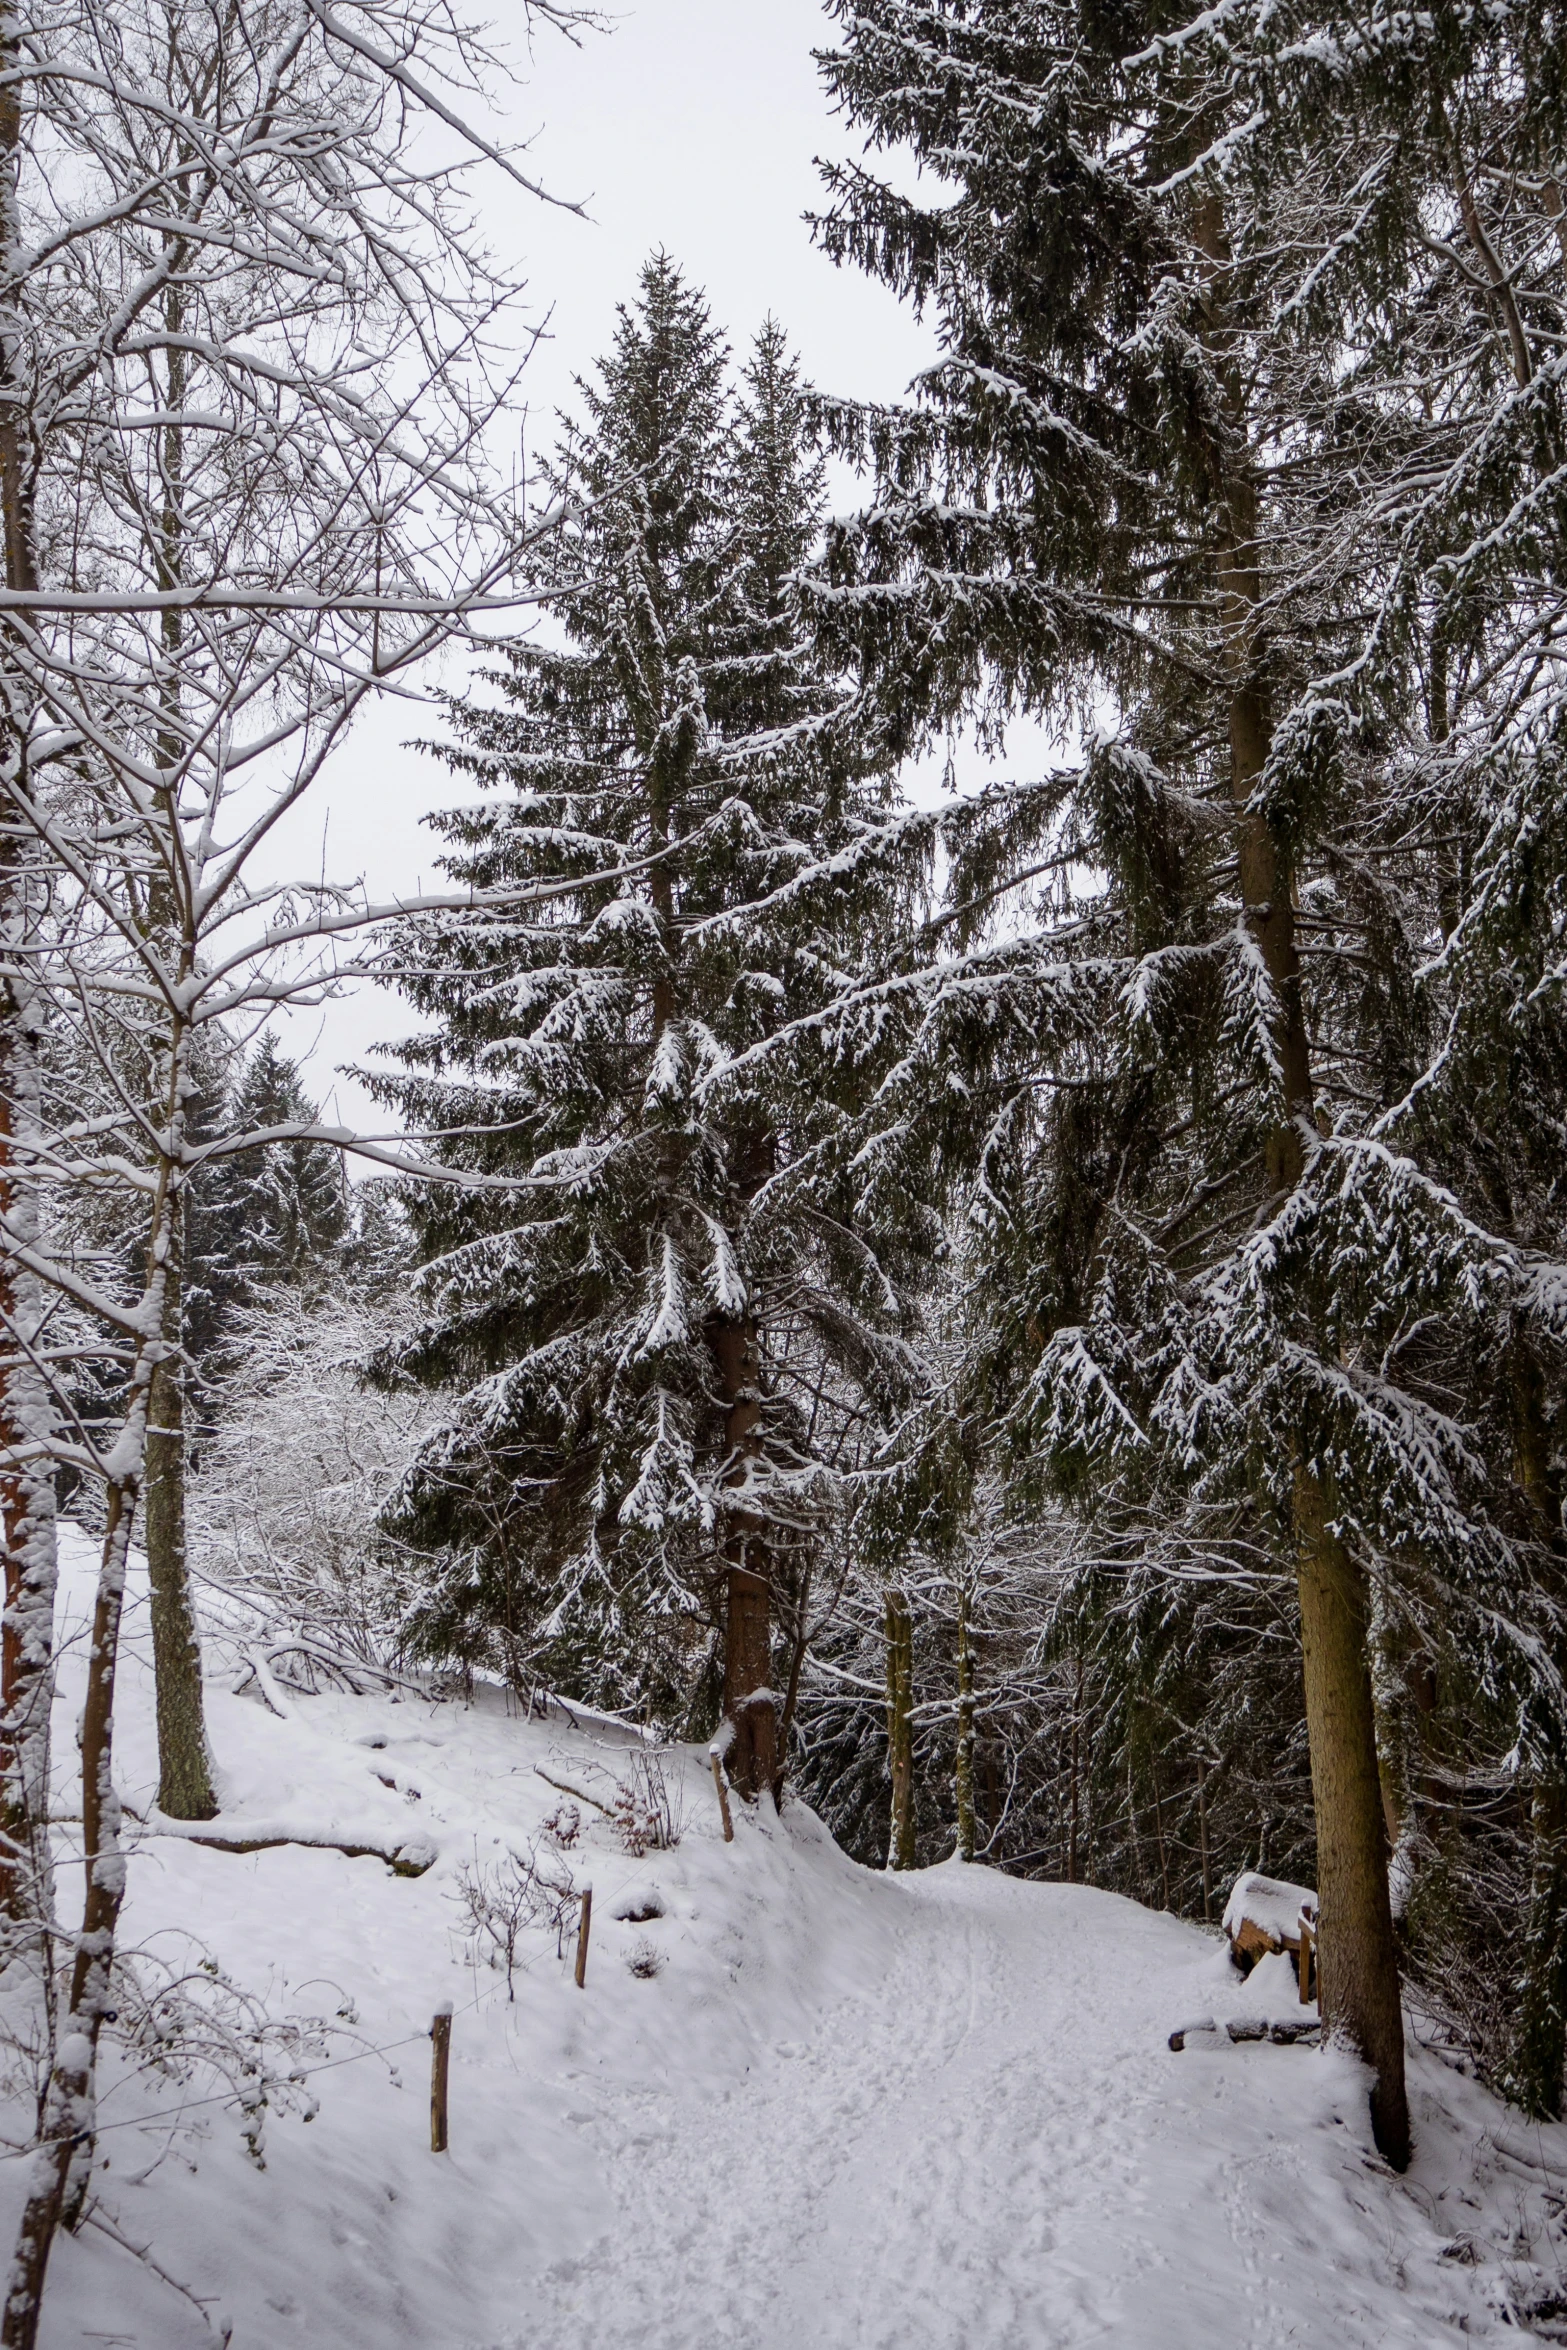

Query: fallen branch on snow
[533,1765,617,1821]
[139,1821,438,1877]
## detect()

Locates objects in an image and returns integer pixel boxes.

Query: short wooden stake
[430,2002,452,2151]
[1298,1918,1314,2006]
[574,1885,592,1989]
[711,1753,734,1843]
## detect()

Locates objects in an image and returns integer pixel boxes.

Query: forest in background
[1,0,1566,2329]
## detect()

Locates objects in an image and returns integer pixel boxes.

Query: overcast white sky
[269,2,978,1131]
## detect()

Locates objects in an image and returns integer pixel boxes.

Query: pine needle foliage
[368,258,925,1731]
[186,1036,352,1407]
[802,0,1567,2132]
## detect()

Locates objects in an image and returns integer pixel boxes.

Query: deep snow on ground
[10,1528,1567,2348]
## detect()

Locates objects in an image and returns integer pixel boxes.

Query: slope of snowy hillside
[10,1528,1567,2349]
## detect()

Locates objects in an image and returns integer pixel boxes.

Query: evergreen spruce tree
[1230,0,1567,2126]
[186,1033,352,1416]
[798,0,1567,2159]
[370,260,921,1798]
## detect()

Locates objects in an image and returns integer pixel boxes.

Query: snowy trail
[522,1844,1554,2350]
[18,1535,1567,2349]
[586,1877,1131,2350]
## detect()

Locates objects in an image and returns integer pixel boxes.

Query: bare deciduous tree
[0,2,599,2336]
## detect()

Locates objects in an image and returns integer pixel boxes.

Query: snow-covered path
[529,1864,1153,2349]
[524,1848,1549,2350]
[15,1533,1567,2348]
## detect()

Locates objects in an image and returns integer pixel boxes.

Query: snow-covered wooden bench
[1167,1872,1322,2049]
[1222,1870,1317,1974]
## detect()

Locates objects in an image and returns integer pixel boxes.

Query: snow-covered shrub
[611,1753,683,1857]
[105,1932,335,2171]
[190,1281,440,1686]
[455,1845,580,1992]
[541,1801,582,1850]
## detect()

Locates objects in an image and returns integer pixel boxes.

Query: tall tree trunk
[1369,1578,1425,1923]
[954,1585,976,1862]
[2,1473,138,2350]
[1152,1766,1170,1910]
[1514,1780,1567,2122]
[141,306,215,1822]
[0,997,57,1940]
[0,0,56,1951]
[775,1558,812,1768]
[1068,1652,1084,1883]
[6,1020,201,2350]
[713,1316,777,1804]
[142,1191,214,1820]
[1295,1468,1410,2168]
[2,1182,170,2350]
[1126,1753,1146,1904]
[0,701,55,1937]
[1509,1340,1567,2117]
[1195,185,1410,2170]
[885,1584,915,1870]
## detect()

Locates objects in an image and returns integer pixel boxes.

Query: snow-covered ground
[12,1528,1567,2347]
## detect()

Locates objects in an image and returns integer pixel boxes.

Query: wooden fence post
[711,1753,734,1843]
[1298,1918,1314,2007]
[430,2001,452,2151]
[574,1885,592,1989]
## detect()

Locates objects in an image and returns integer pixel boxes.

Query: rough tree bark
[142,1188,215,1819]
[1294,1468,1410,2168]
[0,0,57,1946]
[885,1584,915,1870]
[139,301,217,1821]
[712,1315,778,1804]
[2,1476,137,2348]
[0,910,57,1938]
[1195,185,1410,2169]
[1,1193,169,2349]
[954,1586,976,1862]
[1510,1340,1567,2118]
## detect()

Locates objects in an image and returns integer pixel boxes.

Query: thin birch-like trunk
[0,942,58,1944]
[1369,1578,1423,1922]
[885,1585,915,1870]
[1126,1754,1146,1905]
[142,1186,214,1818]
[140,295,215,1821]
[1068,1654,1083,1884]
[713,1315,778,1804]
[1152,1766,1169,1911]
[1515,1781,1567,2122]
[954,1586,976,1862]
[1,1203,171,2347]
[0,0,57,1951]
[1510,1341,1567,2117]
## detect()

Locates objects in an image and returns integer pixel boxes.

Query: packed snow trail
[13,1532,1567,2348]
[529,1861,1159,2349]
[521,1846,1545,2350]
